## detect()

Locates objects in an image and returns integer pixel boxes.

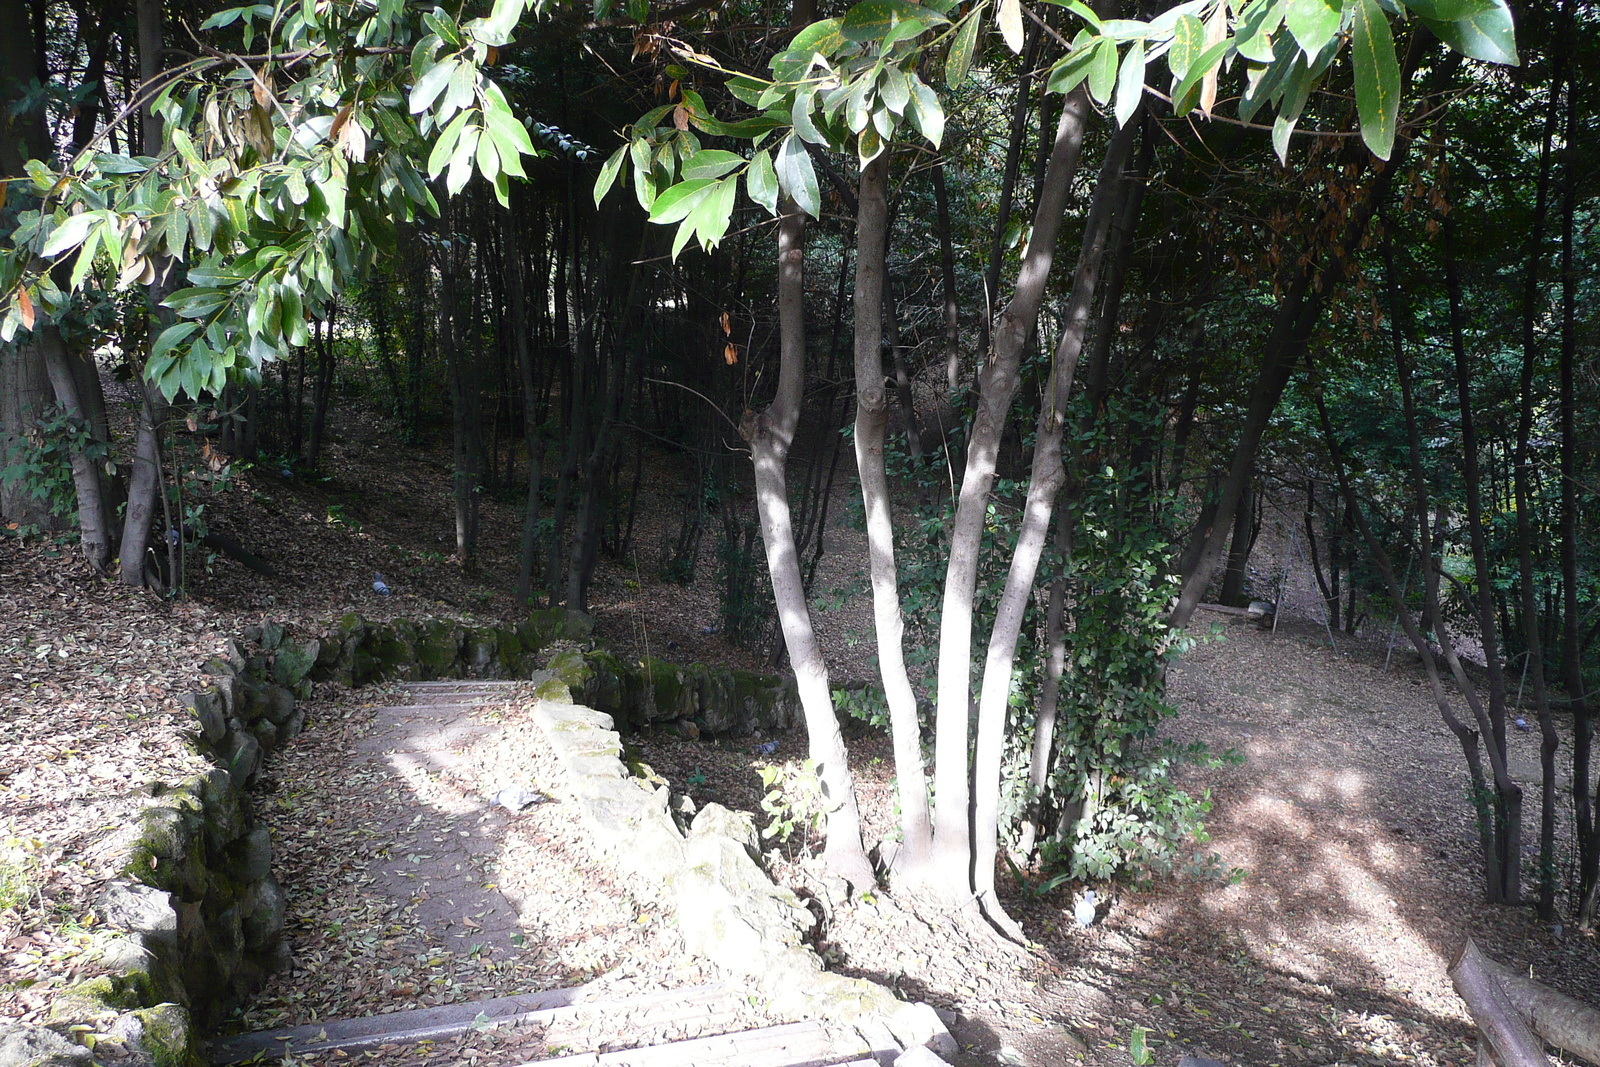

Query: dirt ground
[4,402,1597,1067]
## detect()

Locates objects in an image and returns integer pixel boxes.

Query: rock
[1178,1056,1227,1067]
[366,625,417,682]
[690,803,760,858]
[0,1025,92,1066]
[280,709,306,742]
[101,885,178,952]
[259,684,295,727]
[222,731,262,789]
[250,719,278,752]
[886,1002,959,1060]
[894,1047,952,1067]
[180,689,226,744]
[464,628,500,677]
[200,656,237,679]
[491,627,524,676]
[240,879,286,951]
[259,621,284,651]
[271,639,319,687]
[416,620,465,679]
[226,826,273,884]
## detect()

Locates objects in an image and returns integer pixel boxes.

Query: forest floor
[2,401,1597,1067]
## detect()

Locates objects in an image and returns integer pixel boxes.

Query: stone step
[206,984,803,1065]
[399,681,522,690]
[515,1019,890,1067]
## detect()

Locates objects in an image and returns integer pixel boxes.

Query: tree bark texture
[932,86,1093,891]
[743,204,874,891]
[969,117,1137,933]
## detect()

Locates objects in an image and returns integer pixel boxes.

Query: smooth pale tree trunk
[38,326,113,570]
[737,0,869,886]
[1015,508,1070,861]
[932,86,1092,893]
[743,204,875,891]
[970,118,1136,935]
[849,156,935,882]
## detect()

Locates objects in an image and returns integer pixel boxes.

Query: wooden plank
[516,1020,868,1067]
[209,986,586,1064]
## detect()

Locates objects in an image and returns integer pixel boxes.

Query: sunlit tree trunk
[971,117,1136,935]
[931,86,1092,895]
[743,201,875,891]
[850,154,934,883]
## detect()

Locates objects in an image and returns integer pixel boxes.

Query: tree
[594,0,1521,928]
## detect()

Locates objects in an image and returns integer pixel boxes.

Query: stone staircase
[209,680,956,1067]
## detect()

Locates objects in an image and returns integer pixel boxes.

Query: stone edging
[527,664,959,1066]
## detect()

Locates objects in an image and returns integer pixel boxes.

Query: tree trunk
[850,155,934,884]
[970,116,1137,934]
[742,202,875,891]
[1218,477,1255,607]
[1,342,56,530]
[1557,74,1596,924]
[932,86,1093,892]
[1444,212,1521,904]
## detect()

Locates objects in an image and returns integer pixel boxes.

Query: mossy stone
[365,625,416,682]
[464,628,500,677]
[128,1003,203,1067]
[416,620,465,679]
[271,638,319,687]
[491,627,523,675]
[47,976,122,1025]
[638,656,692,722]
[259,622,284,651]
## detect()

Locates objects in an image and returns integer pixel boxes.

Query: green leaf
[996,0,1024,52]
[1238,34,1298,122]
[791,17,847,53]
[1421,0,1516,65]
[409,57,458,114]
[1037,0,1103,31]
[594,144,627,206]
[1046,32,1101,93]
[1088,38,1120,105]
[681,149,745,179]
[427,110,473,178]
[1348,0,1400,160]
[151,322,200,365]
[1114,38,1146,126]
[747,148,779,215]
[882,16,930,45]
[1401,0,1494,18]
[446,125,480,194]
[40,213,97,258]
[793,88,826,144]
[841,0,943,42]
[1234,0,1285,61]
[879,66,912,114]
[1285,0,1341,59]
[690,175,739,249]
[776,133,821,218]
[1168,37,1233,113]
[727,75,770,106]
[906,75,944,147]
[1168,14,1203,80]
[649,178,718,223]
[945,6,983,86]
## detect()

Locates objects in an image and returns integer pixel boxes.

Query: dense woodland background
[1,0,1596,930]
